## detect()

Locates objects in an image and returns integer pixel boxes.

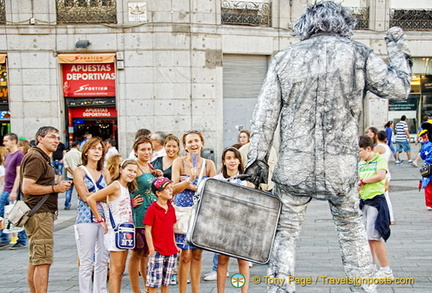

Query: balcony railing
[0,0,5,25]
[351,7,369,30]
[56,0,117,24]
[390,9,432,30]
[221,1,271,27]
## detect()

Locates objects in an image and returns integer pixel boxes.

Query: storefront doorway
[67,106,118,145]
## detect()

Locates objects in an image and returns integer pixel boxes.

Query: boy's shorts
[361,204,382,240]
[395,141,411,153]
[146,252,178,288]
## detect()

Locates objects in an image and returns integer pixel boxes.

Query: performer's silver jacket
[248,32,411,200]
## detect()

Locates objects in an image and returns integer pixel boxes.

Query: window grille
[221,1,271,27]
[56,0,117,24]
[390,9,432,30]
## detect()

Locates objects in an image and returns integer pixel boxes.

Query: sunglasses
[134,136,151,142]
[184,130,201,135]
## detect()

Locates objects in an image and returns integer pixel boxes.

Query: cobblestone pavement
[1,148,431,292]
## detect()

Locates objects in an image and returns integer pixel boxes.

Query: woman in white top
[87,159,138,293]
[375,130,395,224]
[73,137,109,293]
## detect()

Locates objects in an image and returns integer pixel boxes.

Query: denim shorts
[395,141,411,153]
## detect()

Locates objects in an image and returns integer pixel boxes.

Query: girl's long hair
[113,159,138,193]
[81,137,106,171]
[220,147,244,179]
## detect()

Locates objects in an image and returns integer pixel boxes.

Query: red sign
[69,107,117,118]
[62,63,116,97]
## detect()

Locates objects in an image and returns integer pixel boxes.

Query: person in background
[395,115,412,164]
[18,139,31,155]
[151,131,167,161]
[104,139,119,165]
[87,159,137,293]
[128,129,152,160]
[106,154,123,184]
[0,146,6,191]
[238,130,251,146]
[171,130,217,293]
[374,131,396,225]
[151,134,180,180]
[384,121,396,159]
[419,120,432,211]
[52,140,67,183]
[129,137,161,293]
[63,141,82,210]
[358,135,393,279]
[0,133,26,250]
[80,132,92,151]
[412,115,430,168]
[73,137,109,293]
[366,127,379,146]
[213,147,251,293]
[21,126,72,293]
[144,177,181,293]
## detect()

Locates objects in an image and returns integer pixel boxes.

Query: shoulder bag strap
[79,165,99,192]
[28,193,51,217]
[107,181,122,229]
[17,183,51,217]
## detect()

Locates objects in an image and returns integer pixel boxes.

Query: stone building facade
[0,0,431,156]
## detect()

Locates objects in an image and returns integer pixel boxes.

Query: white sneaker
[375,270,394,280]
[203,270,217,281]
[248,261,253,268]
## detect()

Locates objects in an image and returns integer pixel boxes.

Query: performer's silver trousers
[267,185,377,293]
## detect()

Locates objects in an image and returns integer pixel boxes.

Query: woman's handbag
[174,158,206,235]
[108,209,135,249]
[420,164,432,177]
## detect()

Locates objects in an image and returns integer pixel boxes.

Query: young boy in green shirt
[358,135,393,279]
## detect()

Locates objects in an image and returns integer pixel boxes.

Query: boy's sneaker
[170,274,177,285]
[407,160,414,163]
[395,160,402,164]
[9,242,27,250]
[375,270,394,280]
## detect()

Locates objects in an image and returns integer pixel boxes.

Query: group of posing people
[72,128,258,293]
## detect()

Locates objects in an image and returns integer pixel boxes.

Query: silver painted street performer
[245,1,411,292]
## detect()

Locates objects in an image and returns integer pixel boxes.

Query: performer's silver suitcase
[186,178,281,264]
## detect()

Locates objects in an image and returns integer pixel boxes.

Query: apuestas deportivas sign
[68,107,117,118]
[62,63,116,97]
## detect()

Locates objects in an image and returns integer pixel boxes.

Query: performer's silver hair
[293,1,357,40]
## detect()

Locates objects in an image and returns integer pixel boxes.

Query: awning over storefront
[0,54,7,64]
[58,53,115,64]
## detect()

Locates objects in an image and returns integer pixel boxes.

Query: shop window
[56,0,117,24]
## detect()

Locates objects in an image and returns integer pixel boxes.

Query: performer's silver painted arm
[247,55,282,166]
[366,27,411,100]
